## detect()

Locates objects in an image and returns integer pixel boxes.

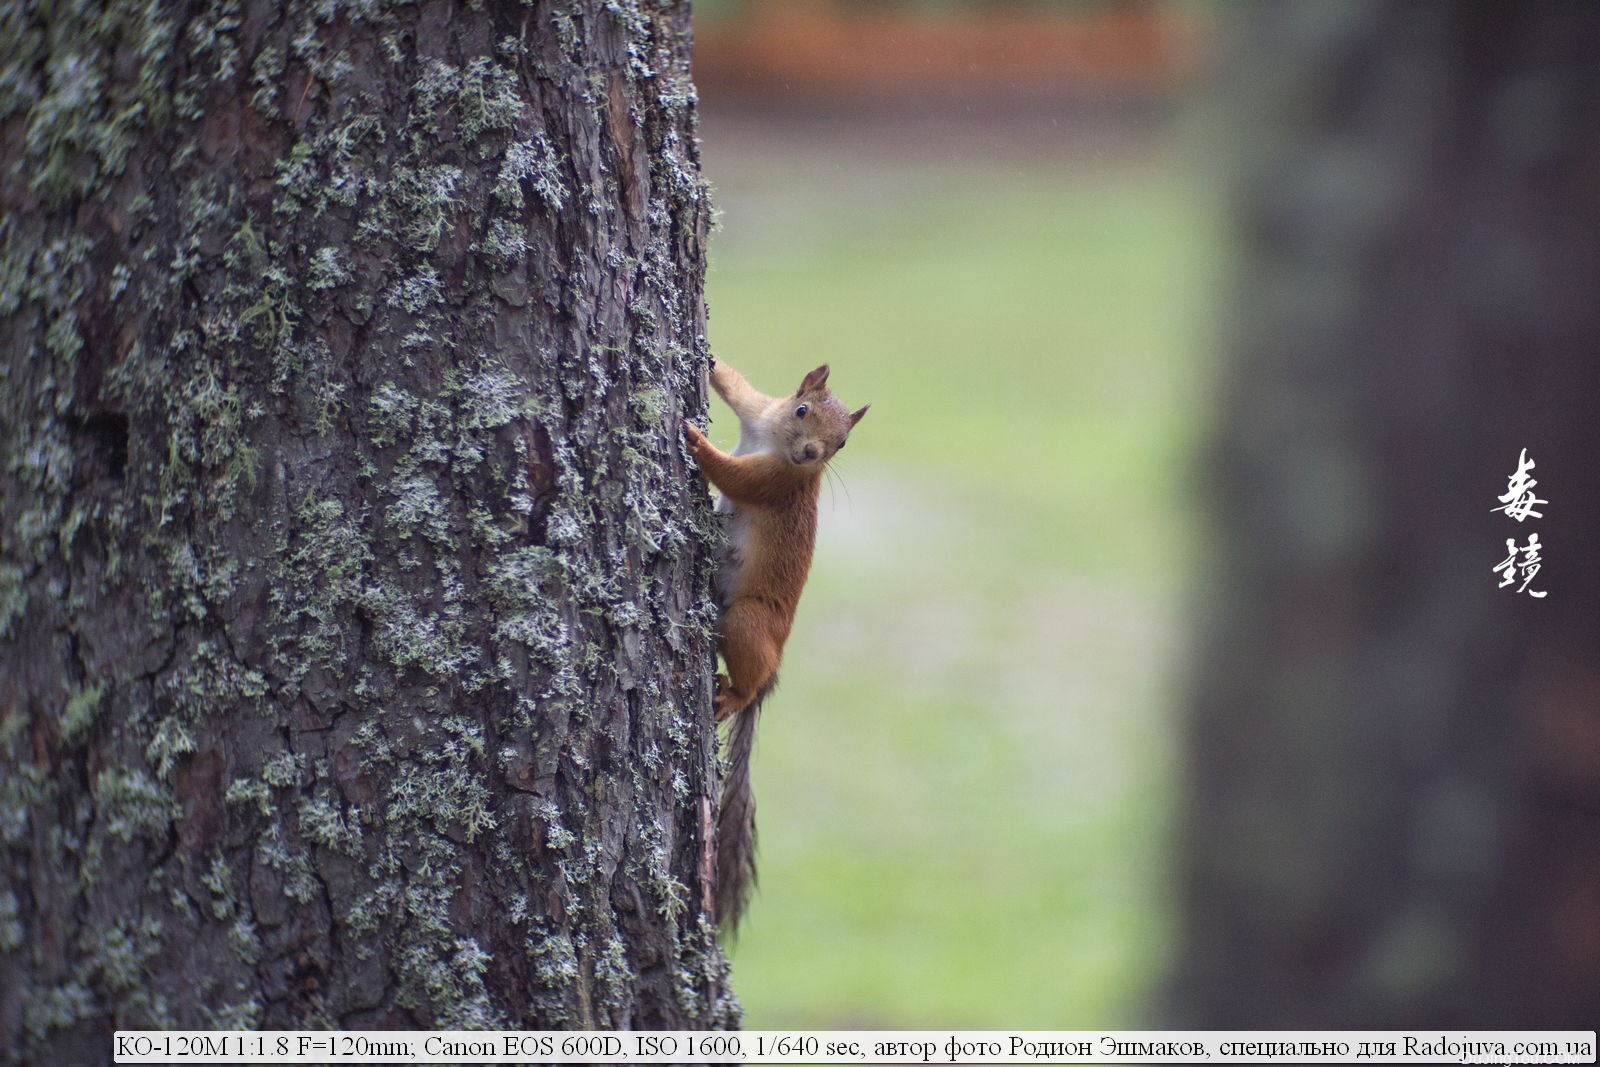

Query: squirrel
[683,360,869,931]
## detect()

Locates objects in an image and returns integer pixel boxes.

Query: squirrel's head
[780,363,869,468]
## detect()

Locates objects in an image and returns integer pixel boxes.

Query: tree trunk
[1172,1,1600,1028]
[0,1,728,1058]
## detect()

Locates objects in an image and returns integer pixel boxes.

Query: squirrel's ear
[797,364,830,395]
[849,403,870,427]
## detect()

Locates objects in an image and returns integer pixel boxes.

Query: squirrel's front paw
[683,419,709,455]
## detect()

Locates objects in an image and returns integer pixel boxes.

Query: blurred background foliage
[692,0,1220,1026]
[691,0,1600,1031]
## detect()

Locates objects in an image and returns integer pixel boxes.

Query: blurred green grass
[701,130,1216,1027]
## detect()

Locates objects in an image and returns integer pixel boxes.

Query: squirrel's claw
[683,420,711,465]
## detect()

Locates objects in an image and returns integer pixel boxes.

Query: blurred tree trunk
[0,1,728,1059]
[1172,2,1600,1027]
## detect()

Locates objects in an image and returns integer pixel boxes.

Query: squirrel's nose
[802,443,819,461]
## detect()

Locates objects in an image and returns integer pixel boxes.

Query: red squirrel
[683,360,868,929]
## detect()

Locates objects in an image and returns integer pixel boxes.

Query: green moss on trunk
[1,0,727,1053]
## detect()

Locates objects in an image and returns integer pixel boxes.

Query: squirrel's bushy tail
[714,696,763,932]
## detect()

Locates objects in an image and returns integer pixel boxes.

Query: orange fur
[684,360,868,930]
[683,361,867,721]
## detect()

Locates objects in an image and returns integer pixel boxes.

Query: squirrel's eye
[795,404,809,418]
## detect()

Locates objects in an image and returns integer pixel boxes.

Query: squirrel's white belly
[715,501,752,606]
[710,410,775,605]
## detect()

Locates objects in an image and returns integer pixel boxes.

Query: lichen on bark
[1,0,729,1054]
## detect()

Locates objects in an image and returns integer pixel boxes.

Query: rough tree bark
[0,0,730,1058]
[1172,1,1600,1028]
